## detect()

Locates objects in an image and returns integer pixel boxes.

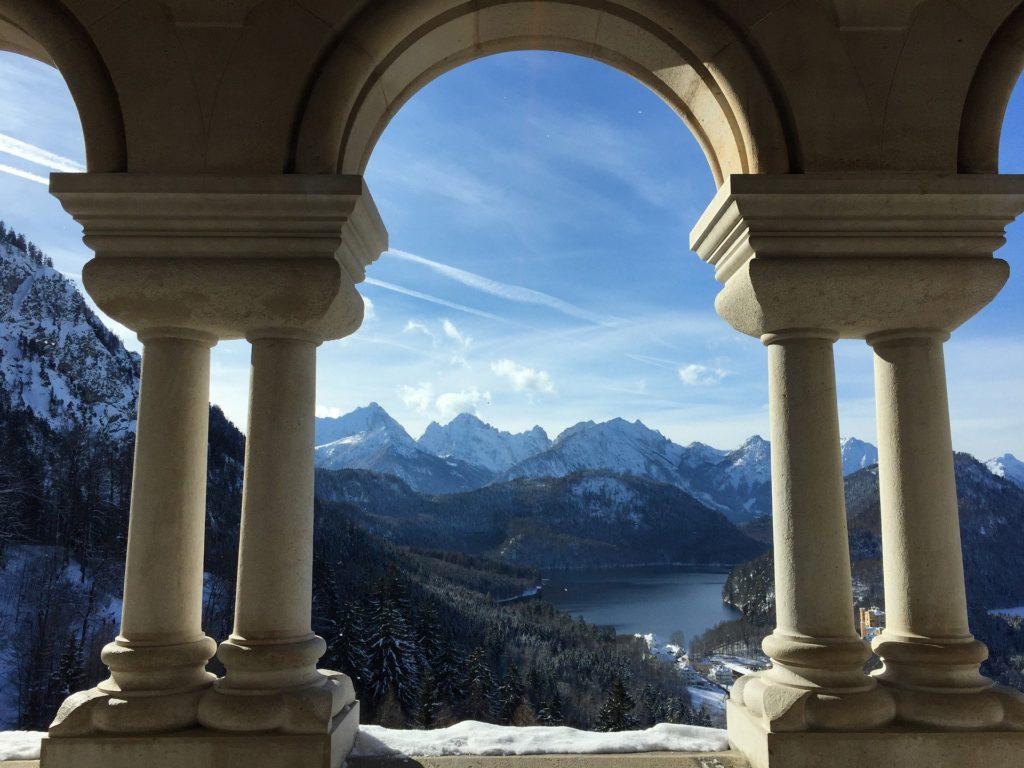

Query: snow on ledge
[0,731,43,761]
[0,723,731,762]
[351,721,729,758]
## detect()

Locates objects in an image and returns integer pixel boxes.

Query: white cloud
[316,405,345,418]
[388,249,617,326]
[400,382,488,420]
[400,382,435,413]
[443,319,471,349]
[678,364,729,386]
[491,359,555,395]
[404,319,434,339]
[0,133,84,172]
[435,387,488,420]
[362,295,376,323]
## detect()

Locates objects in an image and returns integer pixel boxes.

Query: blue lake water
[542,566,741,644]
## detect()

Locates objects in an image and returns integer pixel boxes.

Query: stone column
[198,334,355,733]
[722,328,893,733]
[50,329,217,735]
[869,329,1023,728]
[689,174,1024,767]
[44,174,387,768]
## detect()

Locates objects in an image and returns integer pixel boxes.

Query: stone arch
[292,0,795,186]
[959,2,1024,173]
[0,0,126,172]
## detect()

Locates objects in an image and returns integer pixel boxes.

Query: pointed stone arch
[292,0,795,186]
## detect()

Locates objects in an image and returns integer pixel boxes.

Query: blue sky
[1,50,1022,458]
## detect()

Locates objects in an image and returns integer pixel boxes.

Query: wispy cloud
[364,277,506,321]
[0,133,83,172]
[388,249,618,326]
[0,163,47,185]
[491,359,555,395]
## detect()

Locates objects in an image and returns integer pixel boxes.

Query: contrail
[0,133,84,172]
[363,277,507,322]
[387,248,619,326]
[0,163,47,185]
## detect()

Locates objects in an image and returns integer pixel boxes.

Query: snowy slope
[418,412,550,474]
[0,237,139,435]
[986,453,1024,490]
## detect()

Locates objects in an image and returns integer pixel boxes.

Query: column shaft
[119,335,213,646]
[766,333,857,641]
[869,331,1008,727]
[234,337,317,641]
[872,332,970,639]
[199,336,353,734]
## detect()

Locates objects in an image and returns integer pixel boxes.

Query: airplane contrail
[0,133,84,172]
[386,248,619,327]
[363,277,507,322]
[0,163,48,185]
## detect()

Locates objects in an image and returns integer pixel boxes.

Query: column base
[876,681,1024,730]
[48,680,214,736]
[873,632,1024,728]
[728,697,1024,768]
[731,666,894,731]
[198,669,356,733]
[40,701,360,768]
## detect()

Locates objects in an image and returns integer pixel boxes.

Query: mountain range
[315,405,1014,524]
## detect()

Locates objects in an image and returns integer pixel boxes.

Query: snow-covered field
[352,721,729,758]
[0,722,729,762]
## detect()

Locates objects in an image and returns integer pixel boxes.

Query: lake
[542,566,741,645]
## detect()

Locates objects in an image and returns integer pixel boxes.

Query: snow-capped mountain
[417,413,550,475]
[684,436,773,520]
[501,417,687,488]
[314,403,491,494]
[0,227,139,435]
[841,437,879,475]
[986,453,1024,490]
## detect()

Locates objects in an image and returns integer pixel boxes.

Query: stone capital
[50,173,388,340]
[690,174,1024,339]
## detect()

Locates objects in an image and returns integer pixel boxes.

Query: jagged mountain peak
[417,411,551,475]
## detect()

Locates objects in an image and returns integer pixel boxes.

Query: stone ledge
[347,753,746,768]
[0,751,747,768]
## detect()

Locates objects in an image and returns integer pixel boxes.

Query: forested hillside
[315,468,767,568]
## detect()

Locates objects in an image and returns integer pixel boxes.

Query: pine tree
[462,646,495,721]
[364,570,420,713]
[414,667,442,729]
[496,664,525,724]
[536,689,564,725]
[595,676,638,732]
